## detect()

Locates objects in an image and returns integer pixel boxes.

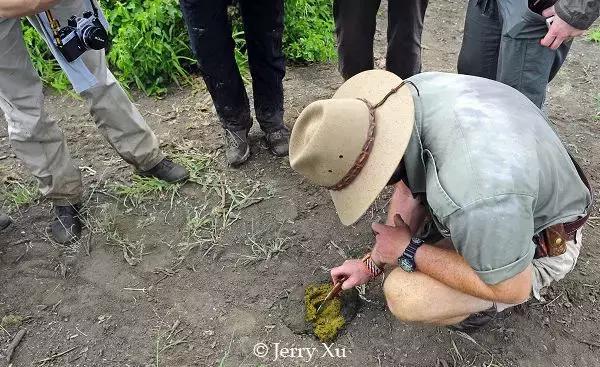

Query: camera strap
[42,11,63,46]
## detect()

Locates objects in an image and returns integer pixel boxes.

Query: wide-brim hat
[289,69,415,225]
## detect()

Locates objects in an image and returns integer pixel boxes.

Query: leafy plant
[284,0,336,62]
[587,26,600,43]
[21,23,71,92]
[101,0,195,95]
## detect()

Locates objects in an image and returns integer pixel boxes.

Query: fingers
[541,5,556,17]
[330,265,347,284]
[341,275,358,290]
[549,36,565,50]
[372,222,386,234]
[540,31,556,47]
[393,214,409,229]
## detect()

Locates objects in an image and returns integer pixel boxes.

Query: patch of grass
[1,314,24,328]
[0,179,40,212]
[110,176,181,207]
[238,236,291,265]
[587,26,600,43]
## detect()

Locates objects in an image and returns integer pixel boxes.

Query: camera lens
[82,24,108,50]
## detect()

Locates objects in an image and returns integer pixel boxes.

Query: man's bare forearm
[0,0,61,18]
[414,244,532,304]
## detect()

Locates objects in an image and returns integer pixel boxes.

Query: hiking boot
[265,127,290,157]
[0,212,12,231]
[139,158,189,183]
[449,307,497,333]
[225,128,250,166]
[50,204,82,244]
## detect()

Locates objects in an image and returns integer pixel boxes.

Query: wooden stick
[35,346,78,364]
[6,328,26,363]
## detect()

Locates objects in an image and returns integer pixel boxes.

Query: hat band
[326,80,417,191]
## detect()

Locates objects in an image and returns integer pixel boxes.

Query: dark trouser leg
[496,0,571,108]
[457,0,502,80]
[179,0,252,131]
[239,0,286,133]
[386,0,429,79]
[333,0,381,80]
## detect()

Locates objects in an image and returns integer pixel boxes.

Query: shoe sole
[229,145,251,167]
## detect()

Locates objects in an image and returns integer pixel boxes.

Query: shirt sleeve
[444,194,537,285]
[555,0,600,30]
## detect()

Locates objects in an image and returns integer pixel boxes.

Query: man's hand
[0,0,61,18]
[540,6,585,49]
[331,260,373,290]
[371,214,411,266]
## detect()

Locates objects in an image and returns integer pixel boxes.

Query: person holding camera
[0,0,189,243]
[457,0,599,108]
[179,0,290,166]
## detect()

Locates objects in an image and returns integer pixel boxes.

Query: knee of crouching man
[383,272,427,323]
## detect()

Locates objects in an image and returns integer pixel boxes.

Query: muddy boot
[0,212,12,231]
[449,306,497,333]
[265,127,290,157]
[50,204,82,244]
[225,128,250,166]
[139,158,189,183]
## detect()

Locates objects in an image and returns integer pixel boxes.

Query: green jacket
[556,0,599,29]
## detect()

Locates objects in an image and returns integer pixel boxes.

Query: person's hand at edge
[540,6,585,50]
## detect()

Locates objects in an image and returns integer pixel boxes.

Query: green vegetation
[0,179,40,212]
[101,0,194,95]
[111,175,181,207]
[22,0,334,96]
[284,0,336,62]
[587,26,600,43]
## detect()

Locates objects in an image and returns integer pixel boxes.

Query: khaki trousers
[0,1,163,205]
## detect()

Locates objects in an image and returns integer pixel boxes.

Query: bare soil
[1,1,599,366]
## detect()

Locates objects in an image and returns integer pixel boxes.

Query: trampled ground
[1,1,599,366]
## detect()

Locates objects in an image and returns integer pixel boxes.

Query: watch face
[399,257,415,272]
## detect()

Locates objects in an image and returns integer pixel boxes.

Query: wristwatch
[398,237,425,272]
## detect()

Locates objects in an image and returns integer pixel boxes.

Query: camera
[55,11,109,62]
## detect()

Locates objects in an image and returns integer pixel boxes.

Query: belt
[534,155,594,258]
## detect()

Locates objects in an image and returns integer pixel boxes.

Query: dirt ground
[1,1,600,366]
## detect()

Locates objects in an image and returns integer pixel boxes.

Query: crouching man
[289,70,593,330]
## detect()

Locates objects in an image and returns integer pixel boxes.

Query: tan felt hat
[289,69,415,225]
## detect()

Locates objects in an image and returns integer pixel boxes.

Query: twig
[6,328,26,363]
[35,346,78,365]
[8,238,33,247]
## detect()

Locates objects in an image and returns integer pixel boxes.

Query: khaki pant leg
[50,0,164,171]
[0,17,82,205]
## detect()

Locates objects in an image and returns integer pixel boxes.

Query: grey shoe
[225,128,250,166]
[139,158,189,183]
[0,212,12,231]
[265,127,290,157]
[51,204,82,244]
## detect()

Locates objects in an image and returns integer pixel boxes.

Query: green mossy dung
[305,284,346,342]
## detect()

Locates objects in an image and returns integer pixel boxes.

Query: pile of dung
[304,284,347,343]
[281,281,360,342]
